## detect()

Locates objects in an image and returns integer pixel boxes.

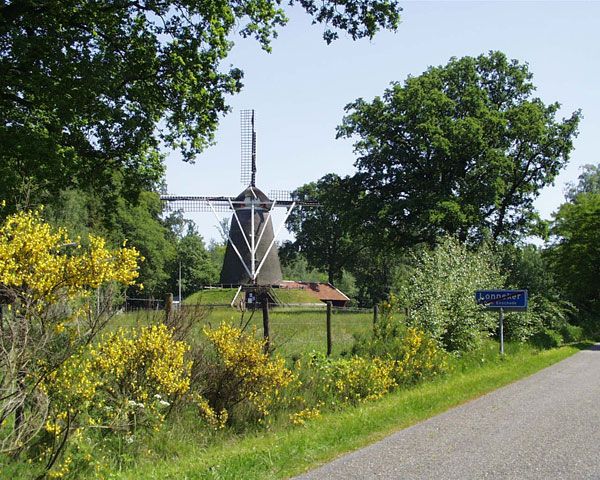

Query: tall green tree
[285,174,363,285]
[547,192,600,316]
[172,226,219,298]
[0,0,401,208]
[337,51,581,246]
[113,192,177,296]
[498,244,559,300]
[350,245,406,306]
[41,188,179,298]
[279,250,326,282]
[565,163,600,201]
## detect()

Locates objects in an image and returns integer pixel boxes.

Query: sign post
[499,307,504,355]
[475,290,528,355]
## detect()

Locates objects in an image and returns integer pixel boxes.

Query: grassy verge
[116,342,586,480]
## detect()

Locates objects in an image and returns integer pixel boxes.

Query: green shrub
[559,323,584,343]
[529,328,563,349]
[504,296,576,342]
[575,312,600,340]
[503,309,543,343]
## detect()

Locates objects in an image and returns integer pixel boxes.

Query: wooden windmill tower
[161,110,317,292]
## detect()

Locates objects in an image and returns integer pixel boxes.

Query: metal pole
[231,285,243,308]
[255,201,277,251]
[227,199,252,253]
[326,301,332,356]
[208,200,253,280]
[251,111,257,187]
[251,201,255,281]
[499,307,504,355]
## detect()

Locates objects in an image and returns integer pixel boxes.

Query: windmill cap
[235,186,272,204]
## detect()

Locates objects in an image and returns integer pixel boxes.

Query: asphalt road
[294,345,600,480]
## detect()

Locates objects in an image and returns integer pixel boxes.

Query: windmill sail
[240,110,256,187]
[160,109,318,287]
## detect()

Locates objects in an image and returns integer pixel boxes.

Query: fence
[126,297,373,315]
[124,297,165,312]
[123,296,380,359]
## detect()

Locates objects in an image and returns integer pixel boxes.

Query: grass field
[116,305,374,359]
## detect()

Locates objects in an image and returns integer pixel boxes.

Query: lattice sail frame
[160,195,312,212]
[240,109,256,186]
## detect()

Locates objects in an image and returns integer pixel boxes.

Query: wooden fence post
[326,301,332,357]
[262,294,270,354]
[165,293,173,323]
[373,304,379,327]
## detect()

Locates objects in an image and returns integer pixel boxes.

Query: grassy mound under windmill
[183,288,239,305]
[183,287,322,306]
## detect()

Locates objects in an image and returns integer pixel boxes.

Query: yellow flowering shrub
[289,405,322,426]
[201,323,295,420]
[380,292,403,317]
[48,454,73,479]
[44,427,110,480]
[90,324,192,431]
[0,209,140,303]
[36,324,191,478]
[0,209,141,468]
[390,326,448,384]
[307,353,396,405]
[354,314,448,385]
[193,394,228,430]
[41,353,102,447]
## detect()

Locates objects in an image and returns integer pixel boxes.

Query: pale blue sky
[165,1,600,243]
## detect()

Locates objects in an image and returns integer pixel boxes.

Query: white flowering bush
[398,237,505,351]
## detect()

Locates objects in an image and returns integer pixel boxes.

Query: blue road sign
[475,290,528,311]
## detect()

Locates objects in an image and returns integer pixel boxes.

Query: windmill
[161,110,317,302]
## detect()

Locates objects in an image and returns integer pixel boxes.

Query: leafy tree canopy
[107,191,176,296]
[565,163,600,201]
[286,173,363,285]
[285,173,409,304]
[498,244,559,300]
[548,192,600,315]
[173,225,219,296]
[337,51,581,246]
[279,250,326,282]
[0,0,401,207]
